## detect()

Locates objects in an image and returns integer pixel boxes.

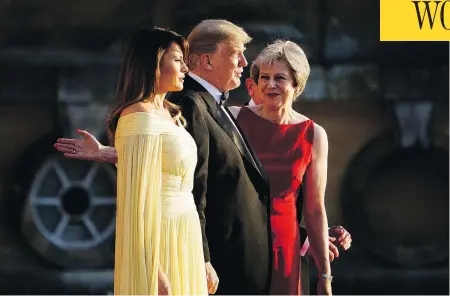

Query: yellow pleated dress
[114,111,208,295]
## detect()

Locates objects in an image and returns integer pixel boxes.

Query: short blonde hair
[253,39,310,100]
[187,19,252,70]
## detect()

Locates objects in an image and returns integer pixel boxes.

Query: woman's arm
[303,123,331,276]
[114,113,165,295]
[54,129,118,164]
[100,146,118,164]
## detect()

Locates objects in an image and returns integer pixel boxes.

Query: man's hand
[205,262,219,294]
[328,237,339,262]
[158,269,171,295]
[54,129,104,162]
[329,226,352,250]
[303,237,339,261]
[304,226,352,261]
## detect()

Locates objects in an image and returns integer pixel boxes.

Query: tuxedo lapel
[215,104,267,179]
[183,76,268,183]
[221,105,269,183]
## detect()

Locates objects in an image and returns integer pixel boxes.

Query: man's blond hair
[187,19,252,70]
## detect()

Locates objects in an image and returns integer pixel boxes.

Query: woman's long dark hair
[105,27,188,145]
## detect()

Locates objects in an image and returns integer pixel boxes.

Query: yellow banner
[380,0,450,41]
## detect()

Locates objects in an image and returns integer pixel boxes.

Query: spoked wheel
[341,132,449,268]
[21,154,116,268]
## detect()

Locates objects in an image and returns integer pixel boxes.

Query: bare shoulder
[290,110,310,124]
[120,102,149,117]
[311,122,328,158]
[313,123,328,142]
[228,106,242,119]
[290,111,326,150]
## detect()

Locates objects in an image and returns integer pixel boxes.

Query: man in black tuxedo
[167,20,271,295]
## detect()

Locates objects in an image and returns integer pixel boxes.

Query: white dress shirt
[188,72,223,104]
[188,72,242,132]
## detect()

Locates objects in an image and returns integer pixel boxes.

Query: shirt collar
[188,72,222,104]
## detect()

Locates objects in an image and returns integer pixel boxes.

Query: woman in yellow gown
[106,28,208,295]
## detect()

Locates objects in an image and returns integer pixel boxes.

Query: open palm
[54,129,103,161]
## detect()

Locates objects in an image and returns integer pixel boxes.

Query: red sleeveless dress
[236,107,314,295]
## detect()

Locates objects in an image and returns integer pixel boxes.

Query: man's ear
[199,54,213,71]
[245,78,254,97]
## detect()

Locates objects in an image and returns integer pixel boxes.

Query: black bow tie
[220,92,229,106]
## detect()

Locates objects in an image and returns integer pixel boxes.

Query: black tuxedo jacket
[168,76,272,295]
[299,226,310,295]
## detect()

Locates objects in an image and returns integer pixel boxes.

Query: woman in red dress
[229,40,332,295]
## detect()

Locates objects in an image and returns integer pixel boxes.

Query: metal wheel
[341,132,449,268]
[21,154,116,268]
